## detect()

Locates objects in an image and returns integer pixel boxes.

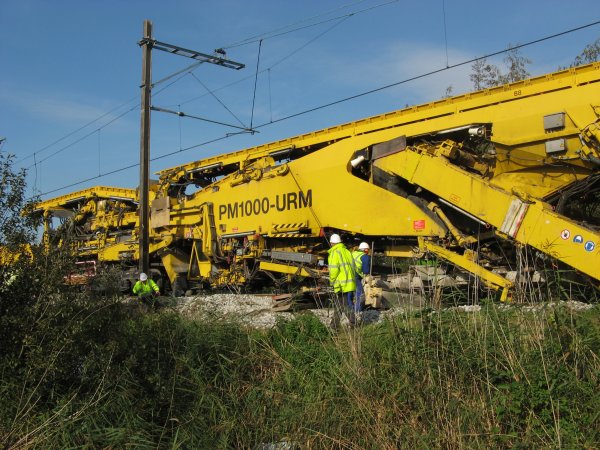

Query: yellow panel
[159,64,600,179]
[36,186,137,211]
[376,147,600,282]
[259,261,314,278]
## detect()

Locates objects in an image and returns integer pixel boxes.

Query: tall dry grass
[1,295,598,449]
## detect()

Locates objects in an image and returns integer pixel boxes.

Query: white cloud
[320,40,477,104]
[30,97,113,123]
[0,84,132,126]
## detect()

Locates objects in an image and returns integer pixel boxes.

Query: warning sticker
[413,219,426,231]
[573,235,584,244]
[449,194,461,204]
[560,229,571,240]
[584,241,596,252]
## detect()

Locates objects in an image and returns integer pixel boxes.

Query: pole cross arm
[150,39,245,70]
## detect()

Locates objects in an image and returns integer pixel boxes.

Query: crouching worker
[133,272,160,310]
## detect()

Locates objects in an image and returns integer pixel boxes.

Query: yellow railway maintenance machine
[37,63,600,302]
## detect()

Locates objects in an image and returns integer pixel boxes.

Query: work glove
[154,291,160,297]
[363,275,373,285]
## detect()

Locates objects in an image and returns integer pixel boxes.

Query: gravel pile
[173,292,431,329]
[176,293,294,329]
[173,293,596,330]
[500,300,595,313]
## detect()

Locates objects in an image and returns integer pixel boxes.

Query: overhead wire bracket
[151,106,258,134]
[141,38,245,70]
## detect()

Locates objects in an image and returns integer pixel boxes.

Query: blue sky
[1,0,599,199]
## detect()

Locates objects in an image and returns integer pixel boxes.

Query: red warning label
[413,219,426,231]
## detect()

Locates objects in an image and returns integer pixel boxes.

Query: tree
[570,38,600,67]
[0,152,39,249]
[498,47,531,84]
[470,58,502,90]
[470,46,531,89]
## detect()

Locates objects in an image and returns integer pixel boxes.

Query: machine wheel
[172,275,188,297]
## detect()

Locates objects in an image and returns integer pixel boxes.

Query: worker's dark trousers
[354,277,365,311]
[138,293,157,311]
[331,291,357,327]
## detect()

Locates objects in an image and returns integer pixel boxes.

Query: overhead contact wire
[26,105,137,168]
[250,39,263,130]
[38,19,600,198]
[177,14,349,108]
[188,73,246,127]
[37,133,242,197]
[24,63,199,171]
[255,19,600,128]
[16,95,138,164]
[223,0,397,49]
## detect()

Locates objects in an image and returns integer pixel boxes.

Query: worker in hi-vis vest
[352,242,371,310]
[133,272,160,308]
[328,234,358,326]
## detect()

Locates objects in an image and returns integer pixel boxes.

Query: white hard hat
[140,272,148,281]
[330,233,341,244]
[359,242,370,250]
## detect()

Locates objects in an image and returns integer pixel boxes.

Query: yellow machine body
[35,63,600,298]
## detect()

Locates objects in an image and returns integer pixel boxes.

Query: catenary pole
[136,19,245,280]
[138,20,152,276]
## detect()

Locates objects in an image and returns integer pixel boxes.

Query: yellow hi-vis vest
[328,243,357,293]
[352,250,365,278]
[133,279,159,296]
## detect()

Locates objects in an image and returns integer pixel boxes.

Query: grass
[0,296,598,449]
